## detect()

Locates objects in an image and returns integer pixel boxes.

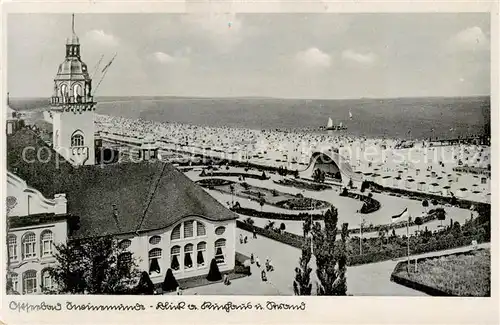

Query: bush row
[339,191,381,214]
[236,220,304,249]
[199,171,270,180]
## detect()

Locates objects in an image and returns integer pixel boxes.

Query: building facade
[6,173,69,295]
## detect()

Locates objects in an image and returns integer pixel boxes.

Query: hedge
[236,220,304,248]
[199,171,270,180]
[232,207,324,221]
[339,191,381,214]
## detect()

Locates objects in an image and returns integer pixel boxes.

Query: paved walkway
[175,228,489,296]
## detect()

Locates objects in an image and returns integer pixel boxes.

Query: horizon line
[7,94,491,101]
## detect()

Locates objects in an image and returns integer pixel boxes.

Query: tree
[162,268,179,292]
[280,222,286,233]
[265,220,275,230]
[244,217,254,226]
[294,238,312,295]
[207,258,222,281]
[259,197,266,212]
[431,199,438,206]
[414,216,423,234]
[436,208,446,227]
[422,200,429,213]
[229,184,235,204]
[313,169,321,183]
[311,207,348,295]
[48,236,139,294]
[261,171,267,179]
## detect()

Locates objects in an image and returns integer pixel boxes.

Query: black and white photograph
[2,5,496,318]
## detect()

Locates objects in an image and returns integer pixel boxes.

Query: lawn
[394,248,490,296]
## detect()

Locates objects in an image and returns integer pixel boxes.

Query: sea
[9,96,490,141]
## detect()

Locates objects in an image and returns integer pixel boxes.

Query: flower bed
[390,249,490,296]
[275,197,331,210]
[195,178,235,187]
[273,178,332,191]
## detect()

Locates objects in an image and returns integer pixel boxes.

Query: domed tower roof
[54,14,90,81]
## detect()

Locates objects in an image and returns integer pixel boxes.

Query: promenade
[173,228,489,296]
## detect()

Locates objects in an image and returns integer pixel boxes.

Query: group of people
[250,254,274,282]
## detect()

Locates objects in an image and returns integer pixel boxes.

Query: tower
[50,14,95,165]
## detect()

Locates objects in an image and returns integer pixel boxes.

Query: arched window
[8,235,17,261]
[8,273,19,293]
[149,236,161,245]
[214,239,226,264]
[148,248,162,275]
[184,221,194,238]
[119,239,132,250]
[197,222,206,236]
[60,84,68,101]
[171,224,181,241]
[22,232,36,259]
[73,83,82,98]
[197,242,206,267]
[40,230,53,257]
[215,226,226,236]
[42,268,54,291]
[71,131,84,147]
[23,270,37,294]
[184,244,194,269]
[170,246,180,271]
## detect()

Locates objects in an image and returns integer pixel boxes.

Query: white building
[6,15,237,295]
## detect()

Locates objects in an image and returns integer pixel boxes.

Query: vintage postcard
[1,1,498,324]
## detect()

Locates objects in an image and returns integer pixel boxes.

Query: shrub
[162,268,179,292]
[136,271,154,295]
[207,259,222,281]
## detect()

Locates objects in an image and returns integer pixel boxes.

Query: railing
[50,95,94,105]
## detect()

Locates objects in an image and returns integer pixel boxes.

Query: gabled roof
[7,129,237,239]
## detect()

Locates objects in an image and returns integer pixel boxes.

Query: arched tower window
[60,84,68,102]
[73,83,83,103]
[71,130,84,147]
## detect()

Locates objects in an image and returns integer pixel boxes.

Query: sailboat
[349,110,353,120]
[327,117,333,129]
[325,117,347,131]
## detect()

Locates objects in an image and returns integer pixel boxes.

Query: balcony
[50,95,94,105]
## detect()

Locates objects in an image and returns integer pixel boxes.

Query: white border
[1,1,498,325]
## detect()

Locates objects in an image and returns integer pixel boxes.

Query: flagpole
[359,213,362,255]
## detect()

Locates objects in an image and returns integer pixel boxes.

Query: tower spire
[72,13,75,34]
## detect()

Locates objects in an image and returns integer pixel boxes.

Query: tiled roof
[7,129,237,239]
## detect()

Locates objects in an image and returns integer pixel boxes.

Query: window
[149,236,161,245]
[9,273,19,293]
[8,235,17,261]
[42,269,54,291]
[184,221,194,238]
[119,239,131,250]
[215,226,226,236]
[170,246,180,271]
[71,132,84,147]
[184,244,194,269]
[22,232,36,259]
[40,230,53,257]
[214,239,226,264]
[171,224,181,240]
[197,222,206,236]
[197,242,206,267]
[148,248,162,275]
[23,270,37,294]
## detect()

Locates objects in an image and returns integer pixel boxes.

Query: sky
[7,13,490,99]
